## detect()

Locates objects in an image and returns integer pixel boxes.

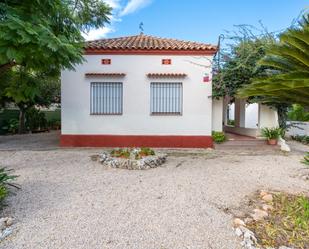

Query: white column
[234,98,246,128]
[223,97,229,126]
[212,98,223,132]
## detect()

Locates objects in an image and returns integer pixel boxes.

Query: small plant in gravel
[302,152,309,166]
[110,148,131,159]
[246,193,309,249]
[134,147,155,160]
[212,131,226,143]
[0,168,19,209]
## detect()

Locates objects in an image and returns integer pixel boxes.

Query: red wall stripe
[60,135,213,148]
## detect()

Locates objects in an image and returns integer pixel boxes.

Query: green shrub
[25,108,48,132]
[261,127,283,139]
[227,120,235,126]
[110,148,131,158]
[135,147,155,159]
[302,152,309,166]
[288,104,309,121]
[212,131,226,143]
[0,109,19,135]
[2,118,19,134]
[291,135,309,145]
[0,168,18,208]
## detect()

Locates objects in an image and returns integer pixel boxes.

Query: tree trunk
[276,104,289,130]
[18,107,26,134]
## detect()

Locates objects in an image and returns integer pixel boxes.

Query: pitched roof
[85,34,217,55]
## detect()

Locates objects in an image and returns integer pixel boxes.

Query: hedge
[0,108,61,135]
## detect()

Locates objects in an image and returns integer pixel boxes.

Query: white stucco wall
[258,104,279,128]
[287,121,309,136]
[245,103,259,129]
[212,98,223,132]
[61,54,214,135]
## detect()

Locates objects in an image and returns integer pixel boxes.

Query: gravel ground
[0,132,308,249]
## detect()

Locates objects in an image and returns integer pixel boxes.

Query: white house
[60,34,278,148]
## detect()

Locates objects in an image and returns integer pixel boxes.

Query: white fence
[287,121,309,136]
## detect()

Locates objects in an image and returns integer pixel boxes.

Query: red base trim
[60,135,213,148]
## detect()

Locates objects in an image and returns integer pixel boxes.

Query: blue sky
[86,0,309,44]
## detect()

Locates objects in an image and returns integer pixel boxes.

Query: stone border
[95,152,167,170]
[233,191,293,249]
[0,217,14,241]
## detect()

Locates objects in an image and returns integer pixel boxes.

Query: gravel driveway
[0,133,308,249]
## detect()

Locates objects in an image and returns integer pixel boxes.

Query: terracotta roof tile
[85,34,217,53]
[85,73,126,77]
[147,73,187,78]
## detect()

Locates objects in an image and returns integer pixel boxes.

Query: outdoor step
[214,144,280,150]
[223,139,267,146]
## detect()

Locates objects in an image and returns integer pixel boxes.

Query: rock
[5,218,13,226]
[235,227,243,237]
[233,218,246,227]
[301,174,309,181]
[244,217,253,224]
[262,204,273,211]
[0,217,9,230]
[98,151,167,170]
[262,194,273,202]
[251,209,268,221]
[260,190,268,197]
[0,227,13,241]
[278,137,291,152]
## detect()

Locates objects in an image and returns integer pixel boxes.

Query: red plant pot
[267,139,278,145]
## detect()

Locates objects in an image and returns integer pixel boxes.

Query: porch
[212,97,279,138]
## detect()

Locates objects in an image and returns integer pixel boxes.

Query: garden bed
[233,190,309,249]
[92,148,167,170]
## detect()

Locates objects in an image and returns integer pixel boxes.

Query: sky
[85,0,309,45]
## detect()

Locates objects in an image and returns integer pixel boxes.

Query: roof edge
[84,48,217,56]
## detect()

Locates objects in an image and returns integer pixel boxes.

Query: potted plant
[261,127,283,145]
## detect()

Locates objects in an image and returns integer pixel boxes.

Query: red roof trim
[147,73,187,78]
[85,73,126,77]
[84,49,217,56]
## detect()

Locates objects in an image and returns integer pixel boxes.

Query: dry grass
[247,193,309,249]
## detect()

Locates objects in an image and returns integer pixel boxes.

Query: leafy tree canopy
[237,14,309,107]
[0,0,112,133]
[213,25,276,99]
[0,0,111,72]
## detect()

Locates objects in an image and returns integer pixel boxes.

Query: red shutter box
[101,59,111,65]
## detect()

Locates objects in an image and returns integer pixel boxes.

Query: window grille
[150,82,182,115]
[90,82,123,115]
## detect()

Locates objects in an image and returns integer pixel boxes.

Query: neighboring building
[60,34,278,148]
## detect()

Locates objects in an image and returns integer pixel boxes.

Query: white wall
[245,103,258,128]
[258,104,279,129]
[287,121,309,136]
[61,54,214,135]
[228,103,258,128]
[212,98,223,132]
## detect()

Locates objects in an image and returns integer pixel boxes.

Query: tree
[3,67,60,133]
[0,0,112,133]
[0,0,111,71]
[212,23,279,99]
[237,14,309,107]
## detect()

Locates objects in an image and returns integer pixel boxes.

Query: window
[90,82,123,115]
[150,82,183,115]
